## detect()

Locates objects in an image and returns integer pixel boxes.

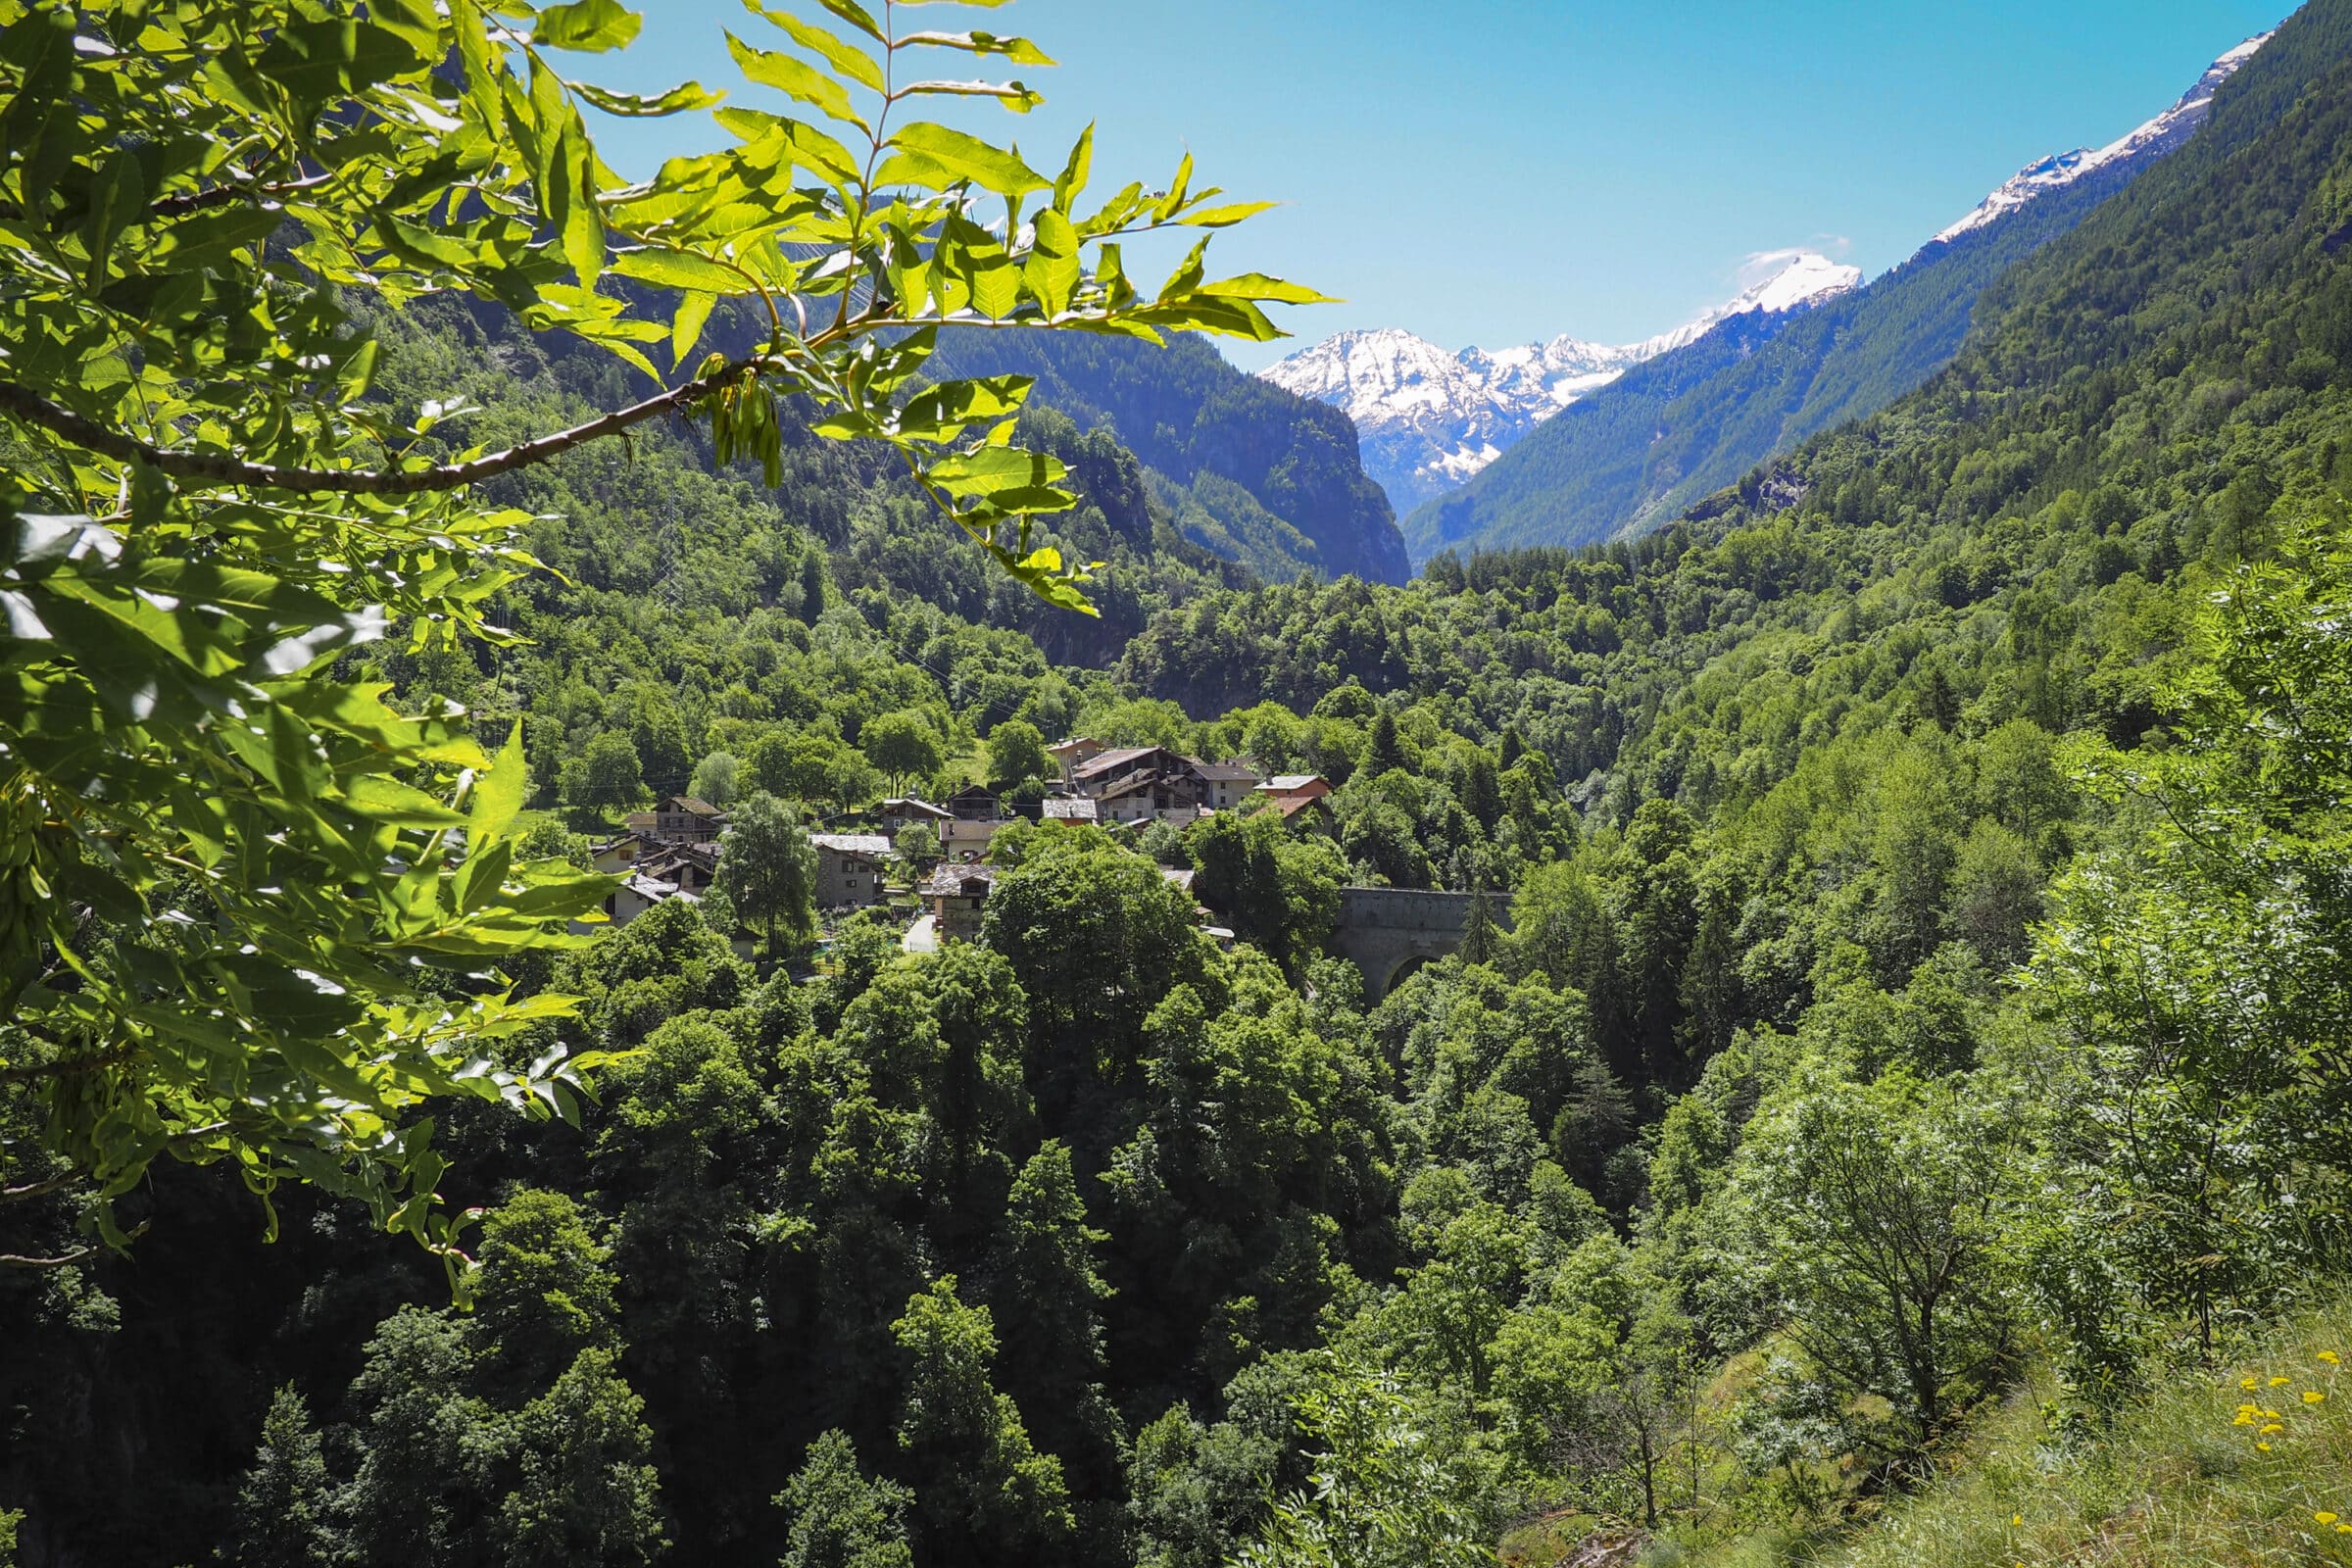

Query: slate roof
[1070,745,1165,780]
[920,863,1001,898]
[810,833,893,858]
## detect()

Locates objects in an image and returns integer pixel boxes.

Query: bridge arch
[1327,887,1513,1003]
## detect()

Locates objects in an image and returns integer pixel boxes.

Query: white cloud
[1736,247,1811,287]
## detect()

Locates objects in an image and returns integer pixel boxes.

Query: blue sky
[588,0,2288,368]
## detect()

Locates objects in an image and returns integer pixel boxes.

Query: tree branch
[0,1175,77,1205]
[0,364,754,496]
[0,304,1153,498]
[0,1222,147,1270]
[147,173,335,220]
[0,1045,136,1087]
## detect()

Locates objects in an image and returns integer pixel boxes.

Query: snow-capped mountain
[1263,252,1860,510]
[1932,33,2270,246]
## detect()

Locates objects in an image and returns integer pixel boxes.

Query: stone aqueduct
[1326,887,1513,1001]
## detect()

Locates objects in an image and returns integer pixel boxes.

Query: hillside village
[582,744,1337,951]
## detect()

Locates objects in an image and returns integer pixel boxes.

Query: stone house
[809,833,892,908]
[920,863,1000,942]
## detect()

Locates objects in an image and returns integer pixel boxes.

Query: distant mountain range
[1263,31,2272,560]
[1260,254,1861,513]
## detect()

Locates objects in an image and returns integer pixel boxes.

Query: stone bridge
[1328,887,1513,1002]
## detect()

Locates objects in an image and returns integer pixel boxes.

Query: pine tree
[1367,710,1406,777]
[1457,888,1499,969]
[231,1386,337,1568]
[982,1145,1123,1497]
[892,1278,1074,1563]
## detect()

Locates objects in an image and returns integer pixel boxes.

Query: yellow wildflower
[2319,1511,2341,1525]
[2320,1350,2341,1365]
[2011,1515,2021,1527]
[2271,1375,2292,1387]
[2304,1391,2326,1404]
[2242,1375,2261,1389]
[2257,1442,2274,1451]
[2261,1423,2284,1435]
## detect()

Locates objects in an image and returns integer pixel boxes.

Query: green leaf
[572,79,724,117]
[1053,123,1094,214]
[551,113,606,284]
[1174,201,1280,229]
[671,290,717,368]
[368,0,445,58]
[816,0,886,41]
[897,374,1033,440]
[80,148,147,291]
[896,29,1056,67]
[612,245,746,293]
[1024,207,1080,316]
[891,78,1042,115]
[1197,272,1337,305]
[255,20,425,111]
[468,723,529,842]
[881,122,1048,197]
[726,31,865,129]
[533,0,642,52]
[743,0,885,93]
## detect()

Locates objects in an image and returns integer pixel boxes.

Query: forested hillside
[934,331,1410,585]
[5,3,2352,1568]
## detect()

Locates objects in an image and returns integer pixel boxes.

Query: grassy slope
[1664,1300,2352,1568]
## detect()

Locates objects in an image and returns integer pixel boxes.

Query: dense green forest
[6,2,2352,1567]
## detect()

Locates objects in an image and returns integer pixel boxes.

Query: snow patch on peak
[1933,31,2272,246]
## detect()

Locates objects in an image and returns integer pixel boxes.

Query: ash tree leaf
[572,79,724,116]
[255,19,424,111]
[742,1,886,93]
[726,31,866,129]
[816,0,886,41]
[613,245,745,293]
[897,29,1056,67]
[1198,272,1338,304]
[881,122,1048,197]
[533,0,644,53]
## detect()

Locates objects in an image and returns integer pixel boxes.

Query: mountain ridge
[1260,253,1860,512]
[1389,29,2273,561]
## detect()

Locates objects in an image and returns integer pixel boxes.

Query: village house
[1258,773,1332,804]
[920,862,999,942]
[1047,736,1109,786]
[639,841,719,897]
[809,833,892,908]
[1255,773,1336,828]
[945,783,1002,820]
[575,869,698,934]
[1068,745,1180,799]
[1188,759,1261,811]
[876,797,955,837]
[1067,747,1261,822]
[590,830,660,875]
[651,795,727,843]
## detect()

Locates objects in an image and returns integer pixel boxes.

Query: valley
[1,5,2347,1568]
